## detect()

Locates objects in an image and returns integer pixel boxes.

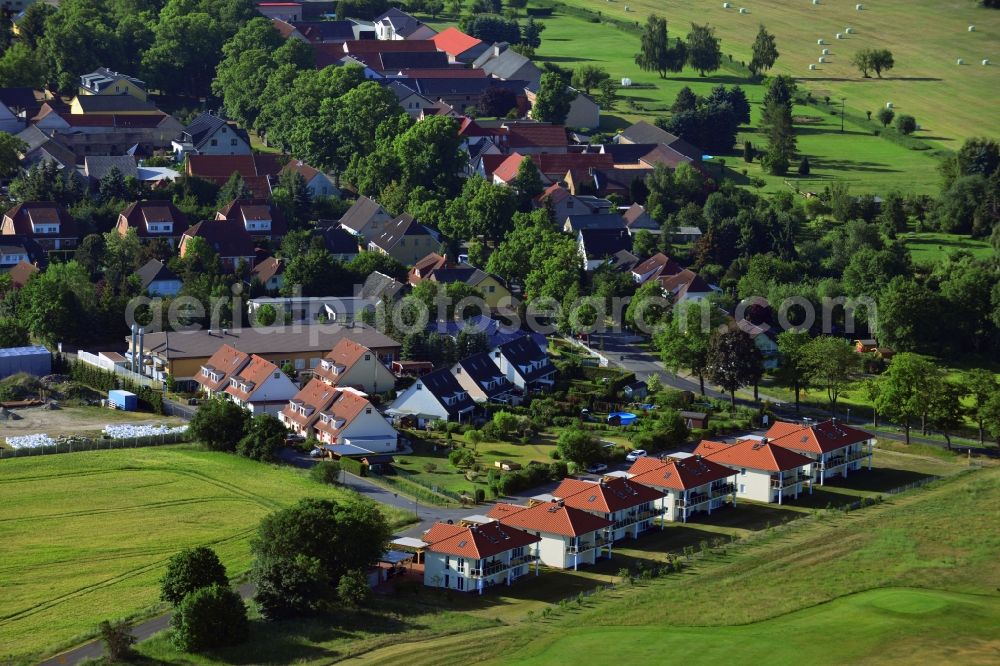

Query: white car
[309,448,324,458]
[586,462,609,474]
[625,449,648,462]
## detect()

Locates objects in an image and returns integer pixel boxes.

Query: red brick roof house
[194,344,250,398]
[215,198,287,242]
[185,154,286,198]
[628,455,738,523]
[279,380,397,451]
[693,438,814,505]
[486,500,613,570]
[422,520,540,594]
[223,354,298,415]
[430,27,489,64]
[1,202,78,255]
[551,476,664,542]
[179,219,255,270]
[765,419,875,485]
[115,200,189,247]
[250,256,285,293]
[7,260,39,288]
[312,338,396,394]
[502,123,568,154]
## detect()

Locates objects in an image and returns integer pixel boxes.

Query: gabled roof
[315,225,359,255]
[579,228,632,260]
[2,202,77,238]
[196,344,251,392]
[618,121,701,162]
[554,476,665,513]
[413,78,528,98]
[339,195,391,233]
[628,455,737,491]
[487,500,613,537]
[225,355,281,402]
[413,367,476,418]
[0,87,43,117]
[118,200,189,237]
[8,260,39,288]
[622,203,658,230]
[359,271,408,301]
[313,386,376,440]
[423,520,540,559]
[135,259,179,291]
[182,219,255,259]
[658,269,712,299]
[491,152,525,184]
[216,198,288,237]
[478,153,508,180]
[79,68,144,93]
[292,20,356,42]
[281,158,323,183]
[313,338,374,385]
[409,251,449,282]
[84,155,138,181]
[694,439,814,473]
[494,336,553,382]
[609,249,640,271]
[478,49,540,82]
[534,153,614,178]
[632,252,684,280]
[251,256,284,283]
[504,124,568,150]
[369,214,434,251]
[73,95,158,114]
[342,38,437,55]
[186,154,284,197]
[765,419,874,455]
[431,27,483,57]
[378,51,450,71]
[60,113,173,128]
[564,214,626,232]
[181,113,251,150]
[374,8,426,37]
[282,378,343,430]
[453,352,513,398]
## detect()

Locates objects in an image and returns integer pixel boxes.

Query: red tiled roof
[479,153,508,179]
[424,520,540,559]
[280,378,342,430]
[181,220,255,261]
[312,338,372,385]
[695,439,814,473]
[766,419,874,455]
[534,153,614,178]
[554,476,664,514]
[491,153,525,183]
[631,252,684,280]
[2,202,77,239]
[343,39,437,54]
[196,344,250,392]
[281,158,321,182]
[225,355,280,402]
[216,199,288,237]
[535,182,571,205]
[487,500,613,537]
[251,256,284,283]
[313,387,372,440]
[8,260,38,288]
[629,456,736,491]
[186,154,285,181]
[431,27,482,57]
[408,251,449,283]
[505,124,568,150]
[117,200,189,238]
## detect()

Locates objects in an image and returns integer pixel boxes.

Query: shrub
[337,569,371,608]
[171,584,249,652]
[310,460,342,485]
[798,156,811,175]
[449,448,476,468]
[474,488,486,503]
[98,619,135,662]
[339,457,367,477]
[877,107,895,127]
[161,546,229,606]
[548,460,569,480]
[895,114,917,135]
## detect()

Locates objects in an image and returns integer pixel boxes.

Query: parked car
[285,433,305,445]
[309,447,324,458]
[625,449,647,462]
[586,462,608,474]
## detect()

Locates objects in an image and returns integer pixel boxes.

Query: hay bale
[822,48,830,55]
[968,25,975,32]
[818,56,827,63]
[817,38,826,45]
[957,58,965,65]
[856,3,863,10]
[621,77,632,86]
[984,59,991,66]
[845,26,854,34]
[836,32,844,39]
[812,0,820,4]
[722,1,731,7]
[738,7,748,13]
[885,101,893,109]
[809,63,817,70]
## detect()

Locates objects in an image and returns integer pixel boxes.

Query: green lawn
[901,231,996,266]
[0,446,413,665]
[552,0,1000,150]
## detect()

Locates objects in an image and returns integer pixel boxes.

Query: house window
[455,367,462,374]
[294,359,305,370]
[364,354,371,361]
[740,484,745,493]
[488,286,495,293]
[210,139,218,146]
[740,468,747,476]
[457,576,465,591]
[365,408,372,414]
[273,372,280,379]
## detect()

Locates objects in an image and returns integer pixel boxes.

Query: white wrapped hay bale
[809,63,817,70]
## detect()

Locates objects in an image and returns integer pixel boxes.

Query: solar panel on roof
[458,539,467,548]
[588,494,597,503]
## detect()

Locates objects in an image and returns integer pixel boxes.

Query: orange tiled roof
[553,476,664,514]
[224,355,279,402]
[765,419,873,455]
[430,27,482,57]
[280,378,341,430]
[313,339,373,385]
[196,344,250,392]
[629,456,736,491]
[491,153,525,183]
[488,500,613,537]
[312,387,371,439]
[695,438,813,473]
[423,520,540,559]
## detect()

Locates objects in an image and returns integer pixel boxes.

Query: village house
[430,27,489,64]
[408,253,511,311]
[194,344,250,399]
[473,45,542,87]
[450,352,518,405]
[78,68,148,101]
[550,476,665,542]
[135,259,181,297]
[338,195,394,240]
[694,438,814,504]
[387,81,434,118]
[1,202,78,255]
[31,109,184,159]
[186,153,285,198]
[70,95,161,115]
[280,380,398,452]
[524,86,600,130]
[387,367,476,426]
[172,113,252,159]
[115,200,189,247]
[134,324,401,387]
[0,235,44,269]
[563,213,627,234]
[179,219,255,271]
[246,296,375,325]
[279,159,340,198]
[621,203,660,234]
[367,214,438,266]
[628,454,738,523]
[312,338,396,394]
[313,225,361,262]
[216,198,287,243]
[7,260,39,289]
[765,419,875,485]
[490,337,556,393]
[250,256,285,293]
[487,500,614,570]
[373,8,436,41]
[577,228,633,271]
[223,354,299,415]
[15,126,76,170]
[421,521,540,594]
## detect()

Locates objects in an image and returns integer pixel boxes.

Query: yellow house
[78,68,148,101]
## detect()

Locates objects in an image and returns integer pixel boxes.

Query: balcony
[819,450,871,471]
[468,554,537,578]
[770,475,805,489]
[678,484,735,508]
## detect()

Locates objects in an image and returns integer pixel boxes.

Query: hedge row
[339,456,367,477]
[70,362,165,414]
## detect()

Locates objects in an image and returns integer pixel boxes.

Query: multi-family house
[628,454,738,523]
[33,109,183,158]
[194,344,250,399]
[115,201,189,247]
[280,380,397,451]
[216,198,287,243]
[1,203,78,255]
[387,367,476,426]
[179,219,256,270]
[422,521,540,594]
[487,500,613,570]
[551,476,665,542]
[367,214,438,266]
[223,355,298,415]
[312,338,396,394]
[694,438,814,505]
[450,352,518,405]
[489,337,556,393]
[765,419,875,485]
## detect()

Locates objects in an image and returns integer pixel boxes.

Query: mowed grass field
[351,464,1000,665]
[0,446,412,665]
[523,10,945,193]
[901,231,996,266]
[555,0,1000,150]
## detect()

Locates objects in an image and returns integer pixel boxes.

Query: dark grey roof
[609,249,640,271]
[182,113,250,150]
[84,155,138,181]
[417,367,477,417]
[413,78,529,97]
[430,266,492,288]
[564,214,626,232]
[358,271,409,301]
[79,68,145,93]
[495,336,554,382]
[454,352,513,398]
[73,96,157,113]
[0,235,45,265]
[16,126,76,168]
[316,225,360,255]
[370,214,435,251]
[618,121,702,162]
[135,259,179,290]
[579,228,633,260]
[375,8,425,37]
[292,20,356,41]
[379,51,450,71]
[479,50,541,84]
[0,87,42,116]
[386,80,422,102]
[339,195,390,233]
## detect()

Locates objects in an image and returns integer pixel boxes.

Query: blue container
[108,390,138,411]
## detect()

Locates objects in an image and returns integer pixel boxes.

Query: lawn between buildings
[0,445,414,666]
[130,450,995,665]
